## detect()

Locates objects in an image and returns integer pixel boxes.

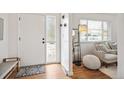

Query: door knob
[42,41,45,44]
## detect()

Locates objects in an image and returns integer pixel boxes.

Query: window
[46,16,56,42]
[80,19,111,42]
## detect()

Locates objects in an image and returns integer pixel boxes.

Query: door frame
[60,13,73,76]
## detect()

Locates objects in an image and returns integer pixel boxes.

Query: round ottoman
[83,55,101,70]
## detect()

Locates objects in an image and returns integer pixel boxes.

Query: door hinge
[19,17,21,21]
[19,37,21,41]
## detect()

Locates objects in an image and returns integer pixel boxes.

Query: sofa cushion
[104,54,117,60]
[104,42,111,49]
[108,42,117,50]
[96,43,117,54]
[96,44,109,53]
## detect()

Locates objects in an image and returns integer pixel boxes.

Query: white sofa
[93,42,117,67]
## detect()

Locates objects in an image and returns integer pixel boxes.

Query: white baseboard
[46,61,60,65]
[61,65,73,76]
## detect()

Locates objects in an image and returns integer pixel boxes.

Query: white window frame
[80,19,111,42]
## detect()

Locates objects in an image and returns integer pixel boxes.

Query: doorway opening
[46,16,57,64]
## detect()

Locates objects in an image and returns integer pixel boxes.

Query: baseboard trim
[61,65,73,77]
[45,62,60,65]
[20,64,45,67]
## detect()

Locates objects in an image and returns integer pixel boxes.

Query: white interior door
[18,14,45,66]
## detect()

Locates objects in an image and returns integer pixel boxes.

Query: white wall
[0,13,18,63]
[0,14,8,63]
[71,13,118,57]
[8,14,18,57]
[117,14,124,78]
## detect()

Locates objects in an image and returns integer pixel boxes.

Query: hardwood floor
[15,64,110,79]
[16,64,69,79]
[72,64,111,79]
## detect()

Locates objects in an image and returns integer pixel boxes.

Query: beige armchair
[93,42,117,67]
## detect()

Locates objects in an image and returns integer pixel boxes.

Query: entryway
[17,13,70,78]
[18,14,59,66]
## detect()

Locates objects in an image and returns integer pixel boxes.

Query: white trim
[69,13,73,76]
[61,64,73,76]
[17,14,21,58]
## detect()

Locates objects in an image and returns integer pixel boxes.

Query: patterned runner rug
[16,65,45,78]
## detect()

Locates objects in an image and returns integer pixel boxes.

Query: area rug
[16,65,45,78]
[99,65,117,79]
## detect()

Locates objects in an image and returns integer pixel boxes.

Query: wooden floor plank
[15,64,110,79]
[72,64,111,79]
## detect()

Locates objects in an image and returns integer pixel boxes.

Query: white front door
[18,14,45,66]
